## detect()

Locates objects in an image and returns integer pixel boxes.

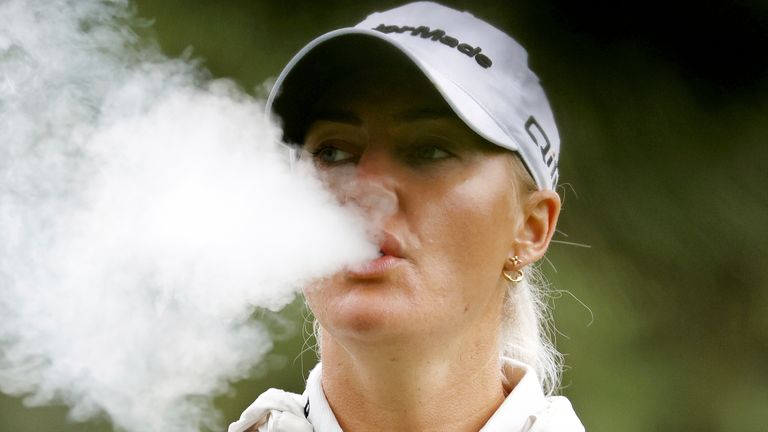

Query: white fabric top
[228,358,584,432]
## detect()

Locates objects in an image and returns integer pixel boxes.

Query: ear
[508,190,561,266]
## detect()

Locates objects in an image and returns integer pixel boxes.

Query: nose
[345,149,399,224]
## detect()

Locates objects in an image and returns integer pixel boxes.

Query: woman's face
[302,71,528,349]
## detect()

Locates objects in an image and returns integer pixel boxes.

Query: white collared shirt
[228,359,584,432]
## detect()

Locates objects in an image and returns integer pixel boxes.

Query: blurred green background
[2,1,766,431]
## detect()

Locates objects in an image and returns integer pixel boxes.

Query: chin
[314,286,418,343]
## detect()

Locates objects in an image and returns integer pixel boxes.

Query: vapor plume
[0,1,376,430]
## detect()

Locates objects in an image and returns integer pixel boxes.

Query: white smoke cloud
[0,0,377,430]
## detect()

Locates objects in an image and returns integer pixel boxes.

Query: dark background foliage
[2,1,766,430]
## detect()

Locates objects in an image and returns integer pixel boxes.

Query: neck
[320,330,506,432]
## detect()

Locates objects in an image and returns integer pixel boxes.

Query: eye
[406,134,455,164]
[311,145,355,165]
[412,145,451,160]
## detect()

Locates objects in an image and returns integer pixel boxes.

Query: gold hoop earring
[503,269,524,283]
[508,255,522,267]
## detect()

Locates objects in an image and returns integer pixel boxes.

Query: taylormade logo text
[373,24,493,69]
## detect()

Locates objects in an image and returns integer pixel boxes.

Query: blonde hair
[503,156,563,396]
[501,267,563,395]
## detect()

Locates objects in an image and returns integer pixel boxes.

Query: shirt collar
[303,363,344,432]
[479,357,548,431]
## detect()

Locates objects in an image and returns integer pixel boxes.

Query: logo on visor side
[525,116,559,186]
[373,24,493,69]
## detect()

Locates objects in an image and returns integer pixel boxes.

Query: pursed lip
[346,231,406,278]
[378,231,404,259]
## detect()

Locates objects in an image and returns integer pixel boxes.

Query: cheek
[409,165,519,298]
[421,171,516,257]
